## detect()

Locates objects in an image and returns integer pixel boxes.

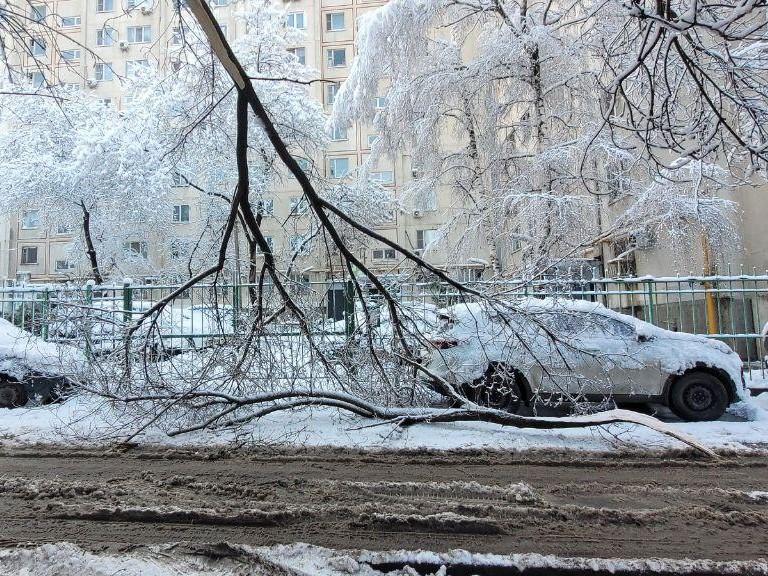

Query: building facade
[0,0,763,286]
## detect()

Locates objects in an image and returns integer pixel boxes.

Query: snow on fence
[1,274,766,365]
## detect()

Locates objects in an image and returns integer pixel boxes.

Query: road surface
[0,446,766,562]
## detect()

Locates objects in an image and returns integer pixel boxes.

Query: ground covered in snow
[0,392,766,453]
[1,542,766,575]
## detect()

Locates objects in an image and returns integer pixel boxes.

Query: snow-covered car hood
[0,318,86,380]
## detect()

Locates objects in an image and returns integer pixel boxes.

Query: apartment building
[1,0,763,286]
[2,0,479,284]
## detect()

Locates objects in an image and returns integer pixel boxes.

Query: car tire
[668,372,729,422]
[0,381,29,409]
[466,364,524,413]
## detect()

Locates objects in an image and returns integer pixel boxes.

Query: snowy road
[0,446,766,563]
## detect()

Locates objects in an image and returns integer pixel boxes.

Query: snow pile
[358,548,768,574]
[0,318,85,380]
[1,542,767,575]
[0,542,238,576]
[0,393,767,452]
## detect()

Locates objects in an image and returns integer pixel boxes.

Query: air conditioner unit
[86,78,98,88]
[413,209,423,218]
[119,41,130,51]
[140,5,153,14]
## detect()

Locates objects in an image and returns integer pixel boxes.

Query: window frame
[286,11,305,30]
[329,157,350,179]
[96,0,115,13]
[325,12,345,32]
[20,246,39,265]
[172,204,191,223]
[21,210,41,230]
[127,25,152,44]
[60,15,81,27]
[96,26,117,47]
[326,48,346,68]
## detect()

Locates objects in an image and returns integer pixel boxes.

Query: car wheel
[0,381,29,409]
[669,372,729,422]
[467,364,524,413]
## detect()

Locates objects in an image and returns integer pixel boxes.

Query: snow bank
[0,393,766,452]
[1,542,767,576]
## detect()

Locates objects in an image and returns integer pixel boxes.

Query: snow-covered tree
[0,85,172,282]
[331,0,738,278]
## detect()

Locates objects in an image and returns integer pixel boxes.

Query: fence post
[344,279,355,337]
[644,280,655,324]
[232,283,241,332]
[123,279,133,324]
[85,282,94,361]
[41,287,50,341]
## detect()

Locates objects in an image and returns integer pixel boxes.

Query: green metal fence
[1,274,767,365]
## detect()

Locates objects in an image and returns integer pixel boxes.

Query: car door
[565,313,664,398]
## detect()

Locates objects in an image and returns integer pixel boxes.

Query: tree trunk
[80,202,103,284]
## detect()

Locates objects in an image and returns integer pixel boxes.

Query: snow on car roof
[0,318,85,377]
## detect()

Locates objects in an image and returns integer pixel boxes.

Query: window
[294,157,311,174]
[330,125,348,141]
[60,16,81,27]
[286,12,305,29]
[370,170,394,184]
[31,5,46,21]
[327,48,346,68]
[416,229,438,250]
[414,189,437,211]
[257,198,274,216]
[372,249,396,260]
[170,241,182,260]
[329,157,349,179]
[172,204,190,223]
[30,39,46,56]
[367,134,379,147]
[29,71,45,88]
[289,196,309,214]
[171,171,186,186]
[97,0,114,12]
[97,26,117,46]
[288,47,306,65]
[607,161,630,202]
[94,63,114,81]
[211,0,228,5]
[101,98,112,106]
[127,25,152,43]
[325,82,340,105]
[326,12,345,31]
[21,210,40,230]
[55,259,75,272]
[60,49,81,61]
[124,241,149,259]
[290,235,309,254]
[126,59,148,78]
[56,224,72,235]
[20,247,38,265]
[219,24,228,38]
[374,96,387,109]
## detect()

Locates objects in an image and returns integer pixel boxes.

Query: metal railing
[1,274,766,365]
